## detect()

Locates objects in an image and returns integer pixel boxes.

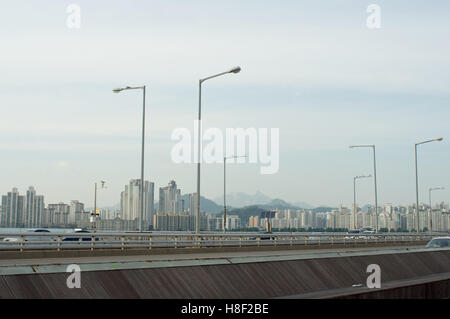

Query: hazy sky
[1,0,449,208]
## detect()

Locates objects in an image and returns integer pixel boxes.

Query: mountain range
[213,191,314,209]
[98,192,330,225]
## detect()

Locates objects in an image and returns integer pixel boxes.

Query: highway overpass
[0,233,449,299]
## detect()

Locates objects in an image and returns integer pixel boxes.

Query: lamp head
[113,88,122,94]
[436,137,444,142]
[229,66,241,74]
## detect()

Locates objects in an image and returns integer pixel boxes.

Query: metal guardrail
[0,232,434,252]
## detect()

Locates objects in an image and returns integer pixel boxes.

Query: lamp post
[415,138,443,234]
[353,175,372,230]
[113,86,147,232]
[196,67,241,234]
[428,186,445,235]
[349,145,378,232]
[92,180,106,233]
[223,155,247,232]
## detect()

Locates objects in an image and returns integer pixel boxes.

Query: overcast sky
[1,0,449,208]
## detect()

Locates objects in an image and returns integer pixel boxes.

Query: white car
[24,229,57,242]
[2,229,57,243]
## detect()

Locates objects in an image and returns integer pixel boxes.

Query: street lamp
[113,85,147,232]
[92,180,106,233]
[196,66,241,233]
[353,175,372,230]
[429,186,445,235]
[415,138,443,233]
[349,145,379,232]
[223,155,247,232]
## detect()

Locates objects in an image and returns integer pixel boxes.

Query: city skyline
[1,182,449,211]
[1,1,450,208]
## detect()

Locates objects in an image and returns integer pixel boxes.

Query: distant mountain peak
[213,192,313,210]
[213,191,272,208]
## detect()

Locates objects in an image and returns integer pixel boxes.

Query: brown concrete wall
[0,249,449,299]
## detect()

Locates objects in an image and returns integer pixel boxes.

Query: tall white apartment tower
[1,188,25,228]
[24,186,45,228]
[120,179,155,226]
[159,181,182,214]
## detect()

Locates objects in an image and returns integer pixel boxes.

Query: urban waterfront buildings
[120,179,155,228]
[247,203,450,232]
[1,185,449,232]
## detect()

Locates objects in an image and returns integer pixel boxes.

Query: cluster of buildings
[152,180,241,231]
[0,187,87,228]
[0,181,242,232]
[2,183,449,232]
[247,203,450,232]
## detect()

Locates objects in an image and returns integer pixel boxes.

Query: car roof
[431,237,450,240]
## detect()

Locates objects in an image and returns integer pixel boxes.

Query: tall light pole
[429,186,445,235]
[92,180,106,233]
[415,138,443,234]
[223,155,247,232]
[353,175,372,230]
[350,145,378,232]
[196,66,241,234]
[113,86,147,232]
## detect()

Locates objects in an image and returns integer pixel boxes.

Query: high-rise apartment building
[69,200,85,224]
[120,179,155,227]
[158,180,182,214]
[47,203,70,226]
[24,186,45,228]
[1,188,25,228]
[189,193,198,215]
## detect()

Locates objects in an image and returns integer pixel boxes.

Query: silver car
[426,237,450,248]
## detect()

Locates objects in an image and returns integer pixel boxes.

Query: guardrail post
[318,236,321,247]
[257,236,261,247]
[19,235,24,252]
[343,236,346,246]
[91,235,95,251]
[57,236,62,252]
[149,236,152,250]
[304,236,308,246]
[121,236,125,250]
[174,236,178,249]
[274,236,277,247]
[290,236,293,247]
[239,236,242,248]
[331,236,334,247]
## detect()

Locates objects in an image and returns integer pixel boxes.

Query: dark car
[250,232,275,241]
[62,230,99,242]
